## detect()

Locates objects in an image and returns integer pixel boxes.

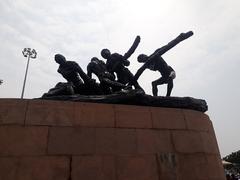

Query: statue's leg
[152,77,166,96]
[76,65,92,84]
[122,68,144,91]
[132,79,143,90]
[166,78,174,97]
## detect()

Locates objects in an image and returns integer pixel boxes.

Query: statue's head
[137,54,148,63]
[55,54,66,65]
[101,49,111,59]
[91,57,99,62]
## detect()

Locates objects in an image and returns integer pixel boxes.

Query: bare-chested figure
[134,31,193,96]
[100,36,143,91]
[87,57,126,94]
[55,54,103,95]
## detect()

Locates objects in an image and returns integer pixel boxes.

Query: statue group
[43,31,193,98]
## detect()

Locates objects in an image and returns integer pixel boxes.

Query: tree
[223,150,240,164]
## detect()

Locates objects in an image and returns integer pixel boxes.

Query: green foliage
[223,150,240,164]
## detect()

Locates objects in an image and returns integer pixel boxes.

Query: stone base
[0,99,225,180]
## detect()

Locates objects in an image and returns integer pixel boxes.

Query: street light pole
[21,48,37,99]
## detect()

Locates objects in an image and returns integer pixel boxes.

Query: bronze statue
[100,36,143,91]
[54,54,103,95]
[134,31,194,96]
[40,32,208,113]
[87,57,126,94]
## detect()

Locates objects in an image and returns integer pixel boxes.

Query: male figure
[134,31,194,96]
[100,36,143,91]
[87,57,126,94]
[55,54,103,95]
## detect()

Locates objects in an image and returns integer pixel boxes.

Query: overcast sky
[0,0,239,157]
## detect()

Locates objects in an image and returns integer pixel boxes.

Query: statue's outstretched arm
[149,31,193,59]
[134,58,154,81]
[123,35,141,61]
[72,62,92,83]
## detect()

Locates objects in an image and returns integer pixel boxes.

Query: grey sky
[0,0,239,157]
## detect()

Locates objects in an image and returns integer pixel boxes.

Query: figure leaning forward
[87,57,126,94]
[100,36,143,92]
[134,31,193,96]
[43,54,104,97]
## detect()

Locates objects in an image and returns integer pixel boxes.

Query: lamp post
[21,48,37,99]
